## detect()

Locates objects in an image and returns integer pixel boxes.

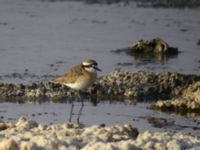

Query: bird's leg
[77,91,84,125]
[77,100,84,125]
[69,101,74,122]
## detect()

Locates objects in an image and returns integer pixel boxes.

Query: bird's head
[82,59,101,73]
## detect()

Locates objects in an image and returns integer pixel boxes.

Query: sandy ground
[0,117,199,150]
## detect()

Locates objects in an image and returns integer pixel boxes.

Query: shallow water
[0,0,200,84]
[0,102,199,134]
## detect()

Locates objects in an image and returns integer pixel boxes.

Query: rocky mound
[111,38,179,64]
[112,38,178,55]
[150,81,200,113]
[0,71,200,102]
[0,117,138,150]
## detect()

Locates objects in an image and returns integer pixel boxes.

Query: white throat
[84,67,97,73]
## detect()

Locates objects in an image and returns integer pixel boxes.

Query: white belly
[65,80,94,91]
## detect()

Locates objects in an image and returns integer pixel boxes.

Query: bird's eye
[92,64,98,68]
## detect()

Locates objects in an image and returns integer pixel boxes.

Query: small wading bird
[53,59,101,124]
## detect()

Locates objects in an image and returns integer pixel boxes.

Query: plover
[54,59,101,90]
[53,59,101,123]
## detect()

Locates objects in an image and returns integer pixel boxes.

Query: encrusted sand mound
[151,81,200,113]
[0,71,200,102]
[0,118,199,150]
[114,38,178,55]
[0,117,138,150]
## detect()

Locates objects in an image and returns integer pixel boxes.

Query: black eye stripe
[83,64,96,68]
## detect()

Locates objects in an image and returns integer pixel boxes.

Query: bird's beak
[94,66,102,72]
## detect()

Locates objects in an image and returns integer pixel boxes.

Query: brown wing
[53,64,84,84]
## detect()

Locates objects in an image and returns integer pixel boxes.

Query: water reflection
[113,48,178,67]
[132,52,178,65]
[0,101,199,133]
